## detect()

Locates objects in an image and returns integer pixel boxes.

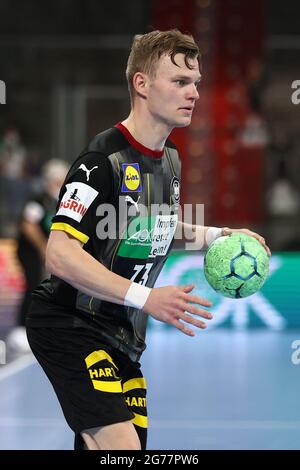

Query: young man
[26,30,270,450]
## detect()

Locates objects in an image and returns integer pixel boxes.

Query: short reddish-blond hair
[126,29,200,104]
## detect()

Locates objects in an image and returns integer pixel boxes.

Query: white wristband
[124,282,152,310]
[206,227,224,247]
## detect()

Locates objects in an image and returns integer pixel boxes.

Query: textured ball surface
[204,233,270,298]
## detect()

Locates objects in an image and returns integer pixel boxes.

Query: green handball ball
[204,233,270,299]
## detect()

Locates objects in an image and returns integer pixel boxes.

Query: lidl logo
[121,163,142,192]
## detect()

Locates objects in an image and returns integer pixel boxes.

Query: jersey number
[131,263,154,286]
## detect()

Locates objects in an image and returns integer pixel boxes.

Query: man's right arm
[46,230,213,336]
[46,229,131,304]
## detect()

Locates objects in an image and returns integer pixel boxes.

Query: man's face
[146,53,201,128]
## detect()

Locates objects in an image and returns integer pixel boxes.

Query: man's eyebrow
[172,74,202,82]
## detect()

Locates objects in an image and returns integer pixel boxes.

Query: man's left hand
[222,227,271,256]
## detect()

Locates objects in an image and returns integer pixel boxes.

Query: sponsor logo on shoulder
[121,163,142,192]
[56,182,98,222]
[69,188,81,201]
[78,164,98,181]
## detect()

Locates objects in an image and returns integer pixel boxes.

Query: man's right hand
[143,284,213,336]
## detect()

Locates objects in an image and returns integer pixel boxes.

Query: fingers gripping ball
[204,233,270,299]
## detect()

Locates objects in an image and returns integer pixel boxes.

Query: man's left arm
[175,221,271,255]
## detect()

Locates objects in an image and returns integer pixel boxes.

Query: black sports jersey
[27,123,181,362]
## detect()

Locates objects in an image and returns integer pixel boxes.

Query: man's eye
[176,80,185,86]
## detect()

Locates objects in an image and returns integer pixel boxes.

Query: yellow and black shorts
[27,326,147,449]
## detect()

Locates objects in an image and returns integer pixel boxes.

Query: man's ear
[132,72,149,99]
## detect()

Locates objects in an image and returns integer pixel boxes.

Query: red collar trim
[115,122,164,158]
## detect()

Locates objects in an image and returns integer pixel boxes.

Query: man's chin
[173,117,192,128]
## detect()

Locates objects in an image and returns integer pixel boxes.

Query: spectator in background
[238,59,269,148]
[0,127,26,179]
[267,158,300,217]
[7,159,69,354]
[0,128,28,236]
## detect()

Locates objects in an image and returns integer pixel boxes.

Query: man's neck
[121,110,172,152]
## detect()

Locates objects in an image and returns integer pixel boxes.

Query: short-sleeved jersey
[27,123,181,362]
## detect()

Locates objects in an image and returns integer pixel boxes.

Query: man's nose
[188,84,199,100]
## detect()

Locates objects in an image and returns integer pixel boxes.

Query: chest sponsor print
[118,214,178,260]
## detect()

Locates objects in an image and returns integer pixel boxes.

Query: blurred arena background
[0,0,300,450]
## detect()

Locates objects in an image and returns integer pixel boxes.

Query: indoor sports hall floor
[1,328,300,450]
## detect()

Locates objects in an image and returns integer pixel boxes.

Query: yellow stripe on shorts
[92,379,122,393]
[85,350,118,370]
[122,377,147,394]
[131,413,148,428]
